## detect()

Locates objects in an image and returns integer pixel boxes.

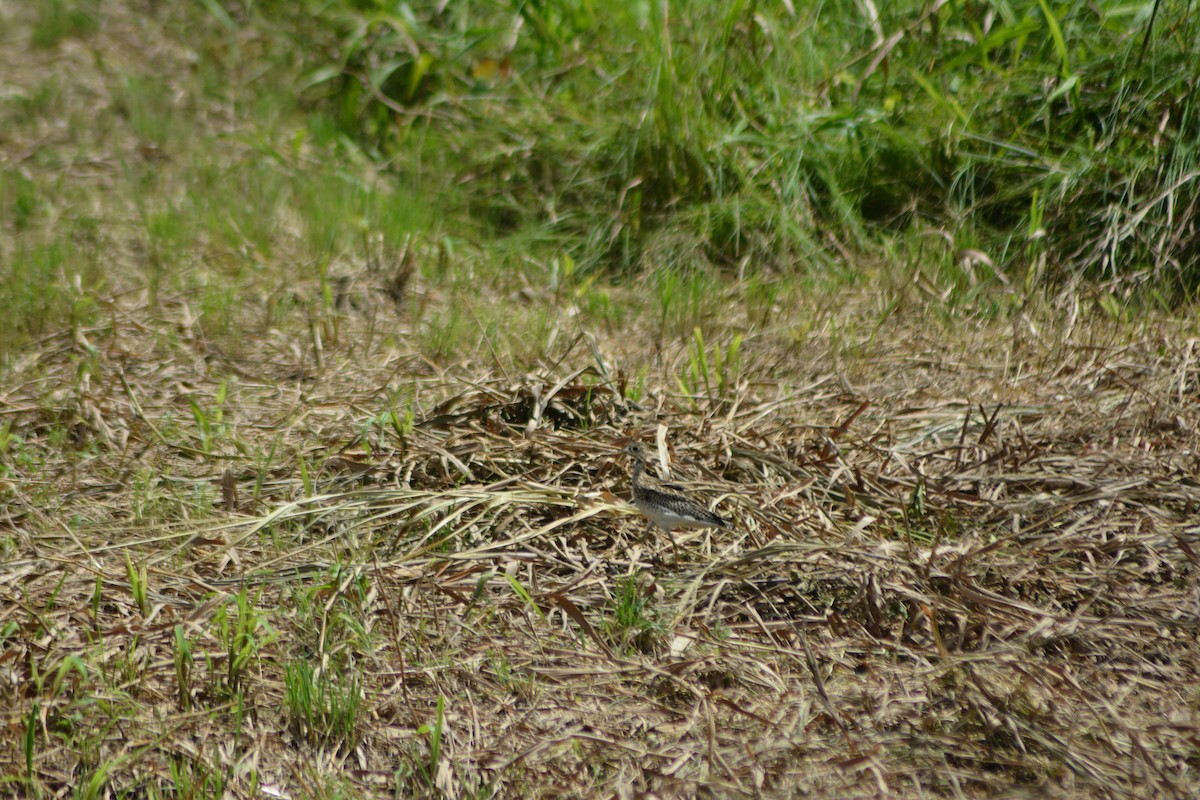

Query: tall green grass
[279,0,1197,288]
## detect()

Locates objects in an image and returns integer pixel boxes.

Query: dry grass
[3,276,1200,798]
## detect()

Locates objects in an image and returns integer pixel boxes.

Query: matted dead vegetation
[3,280,1200,798]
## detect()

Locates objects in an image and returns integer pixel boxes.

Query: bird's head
[622,441,649,460]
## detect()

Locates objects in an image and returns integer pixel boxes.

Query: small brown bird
[623,441,732,561]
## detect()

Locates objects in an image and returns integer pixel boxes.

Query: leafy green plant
[189,381,229,455]
[680,327,742,405]
[391,693,450,794]
[488,649,534,699]
[621,368,647,404]
[744,273,780,327]
[125,554,149,618]
[298,454,314,498]
[419,694,445,785]
[283,660,362,750]
[419,303,469,362]
[31,0,98,48]
[501,573,544,620]
[364,387,416,449]
[654,266,719,339]
[213,589,277,696]
[164,754,226,800]
[253,437,282,504]
[0,419,21,457]
[613,576,649,632]
[607,576,661,654]
[24,701,39,798]
[0,242,100,360]
[174,625,193,712]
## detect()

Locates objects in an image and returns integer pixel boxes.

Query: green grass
[260,0,1196,291]
[607,575,663,654]
[31,0,98,48]
[283,660,363,750]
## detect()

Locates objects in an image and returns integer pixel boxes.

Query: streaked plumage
[623,441,731,560]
